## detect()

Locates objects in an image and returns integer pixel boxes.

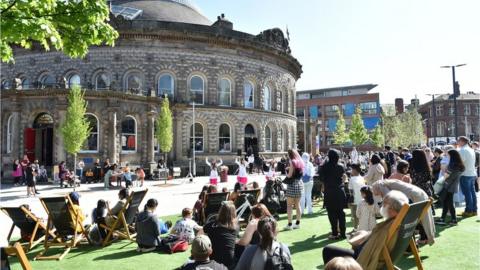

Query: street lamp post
[441,64,466,139]
[426,94,439,145]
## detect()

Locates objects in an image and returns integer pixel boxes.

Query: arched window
[121,116,136,152]
[81,114,99,152]
[278,91,283,112]
[436,122,445,136]
[190,75,204,105]
[158,73,174,98]
[244,81,254,109]
[21,78,30,89]
[39,73,55,88]
[218,78,231,106]
[190,123,204,152]
[219,124,231,152]
[6,115,14,153]
[283,91,288,113]
[1,80,11,90]
[245,124,255,137]
[95,72,110,90]
[263,86,271,111]
[67,73,81,89]
[283,128,288,151]
[125,71,144,92]
[265,126,272,152]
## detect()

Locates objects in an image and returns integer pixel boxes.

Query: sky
[197,0,479,104]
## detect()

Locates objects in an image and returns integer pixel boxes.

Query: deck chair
[382,199,432,270]
[35,196,90,261]
[202,192,229,225]
[101,189,148,246]
[4,242,33,270]
[1,206,54,251]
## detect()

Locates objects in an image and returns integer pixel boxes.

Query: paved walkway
[0,174,269,245]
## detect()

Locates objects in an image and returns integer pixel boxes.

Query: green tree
[1,0,118,62]
[349,106,369,146]
[397,109,426,147]
[60,86,91,182]
[333,110,349,146]
[370,124,384,147]
[156,97,173,173]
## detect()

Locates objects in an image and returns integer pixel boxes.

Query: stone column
[146,110,155,164]
[109,110,118,164]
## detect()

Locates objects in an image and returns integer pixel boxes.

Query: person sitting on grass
[228,182,243,202]
[235,204,272,260]
[193,191,206,223]
[324,256,362,270]
[180,235,227,270]
[235,216,291,270]
[171,208,203,243]
[204,201,238,269]
[322,190,409,270]
[135,198,172,253]
[68,192,86,233]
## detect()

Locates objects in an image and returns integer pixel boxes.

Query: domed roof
[111,0,212,25]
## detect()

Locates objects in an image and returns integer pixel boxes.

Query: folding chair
[35,196,90,261]
[1,206,55,251]
[202,192,229,225]
[382,199,432,270]
[4,242,33,270]
[101,189,148,246]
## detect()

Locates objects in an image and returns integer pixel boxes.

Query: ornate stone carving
[255,28,291,53]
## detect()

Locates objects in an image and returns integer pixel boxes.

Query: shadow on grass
[288,232,344,255]
[93,249,141,261]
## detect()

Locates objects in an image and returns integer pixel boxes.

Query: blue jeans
[459,176,477,213]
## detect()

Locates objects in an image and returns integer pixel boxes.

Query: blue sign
[309,106,318,119]
[344,103,355,116]
[328,118,338,131]
[363,117,380,130]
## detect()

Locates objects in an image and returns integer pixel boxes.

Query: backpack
[264,245,293,270]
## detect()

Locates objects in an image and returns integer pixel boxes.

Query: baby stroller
[260,177,287,219]
[65,171,80,187]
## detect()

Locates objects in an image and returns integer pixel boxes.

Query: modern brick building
[417,92,480,145]
[0,0,302,177]
[296,84,380,153]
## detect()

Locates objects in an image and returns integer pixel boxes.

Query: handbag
[433,176,445,195]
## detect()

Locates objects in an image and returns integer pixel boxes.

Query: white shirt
[356,200,378,231]
[350,150,359,164]
[459,145,476,177]
[172,218,199,243]
[348,175,365,205]
[303,161,315,182]
[236,159,251,177]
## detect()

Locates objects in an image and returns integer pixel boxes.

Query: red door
[24,128,36,161]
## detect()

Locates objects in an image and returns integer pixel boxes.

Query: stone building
[0,0,302,177]
[417,92,480,145]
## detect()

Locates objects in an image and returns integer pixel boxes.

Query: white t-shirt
[348,175,365,205]
[172,218,200,243]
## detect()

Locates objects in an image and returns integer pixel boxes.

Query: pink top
[12,164,22,177]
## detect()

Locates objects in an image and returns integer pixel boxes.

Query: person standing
[350,147,359,164]
[206,158,222,186]
[12,159,22,186]
[363,154,385,185]
[348,164,365,230]
[410,149,433,197]
[457,136,478,216]
[58,161,68,188]
[25,163,36,197]
[20,155,29,185]
[319,149,347,239]
[283,149,304,230]
[384,145,396,177]
[300,153,314,215]
[93,158,101,183]
[235,158,251,187]
[431,148,444,182]
[77,160,85,183]
[31,160,40,194]
[436,149,465,225]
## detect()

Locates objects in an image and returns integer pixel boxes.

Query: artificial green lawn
[9,205,480,270]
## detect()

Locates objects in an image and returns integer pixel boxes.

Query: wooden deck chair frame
[101,189,148,246]
[1,206,55,251]
[201,192,230,225]
[381,199,433,270]
[5,242,33,270]
[35,196,90,261]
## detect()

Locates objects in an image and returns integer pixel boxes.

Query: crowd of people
[5,136,479,269]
